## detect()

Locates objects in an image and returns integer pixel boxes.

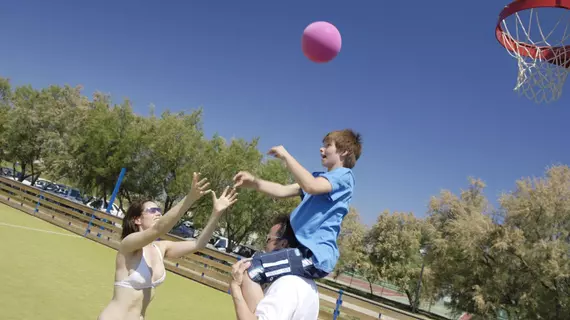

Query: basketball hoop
[496,0,570,103]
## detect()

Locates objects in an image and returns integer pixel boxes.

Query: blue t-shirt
[289,167,355,273]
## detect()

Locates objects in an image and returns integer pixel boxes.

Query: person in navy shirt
[233,129,362,313]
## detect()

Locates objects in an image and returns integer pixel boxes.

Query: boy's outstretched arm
[268,146,332,196]
[233,171,300,198]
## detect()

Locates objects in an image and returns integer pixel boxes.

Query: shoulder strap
[152,243,164,262]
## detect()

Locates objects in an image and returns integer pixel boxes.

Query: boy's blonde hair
[323,129,362,169]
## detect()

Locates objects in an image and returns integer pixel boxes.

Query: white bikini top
[114,243,166,290]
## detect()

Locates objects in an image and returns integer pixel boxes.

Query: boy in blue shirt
[232,129,362,312]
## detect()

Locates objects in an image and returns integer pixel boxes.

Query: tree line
[336,170,570,319]
[1,76,568,319]
[0,77,299,253]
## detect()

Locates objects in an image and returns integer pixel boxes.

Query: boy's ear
[340,150,349,157]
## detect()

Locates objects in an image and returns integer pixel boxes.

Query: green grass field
[0,203,236,320]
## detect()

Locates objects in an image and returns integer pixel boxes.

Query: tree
[116,114,162,206]
[333,207,367,279]
[498,165,570,319]
[31,84,89,185]
[366,210,433,310]
[426,178,511,318]
[51,92,140,201]
[359,255,381,295]
[425,173,570,319]
[192,136,299,252]
[2,84,43,181]
[140,108,206,212]
[0,77,13,164]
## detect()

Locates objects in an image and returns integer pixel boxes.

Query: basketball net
[499,8,570,103]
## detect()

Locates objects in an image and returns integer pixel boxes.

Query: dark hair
[272,214,299,248]
[323,129,362,169]
[121,198,151,239]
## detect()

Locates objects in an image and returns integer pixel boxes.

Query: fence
[0,175,430,320]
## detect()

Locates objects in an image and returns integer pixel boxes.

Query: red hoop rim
[495,0,570,65]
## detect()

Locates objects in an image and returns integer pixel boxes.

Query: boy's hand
[211,186,238,213]
[267,145,290,160]
[233,171,257,189]
[188,172,211,202]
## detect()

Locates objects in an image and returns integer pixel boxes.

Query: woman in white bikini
[98,172,238,320]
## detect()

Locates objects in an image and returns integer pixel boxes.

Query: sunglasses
[143,207,162,215]
[266,235,283,244]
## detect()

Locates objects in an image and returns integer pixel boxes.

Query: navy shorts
[246,247,329,285]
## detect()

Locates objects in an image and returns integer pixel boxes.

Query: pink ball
[301,21,342,63]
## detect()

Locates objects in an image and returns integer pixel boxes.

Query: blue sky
[2,1,570,225]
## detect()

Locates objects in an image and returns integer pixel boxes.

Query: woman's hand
[211,186,238,213]
[188,172,211,202]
